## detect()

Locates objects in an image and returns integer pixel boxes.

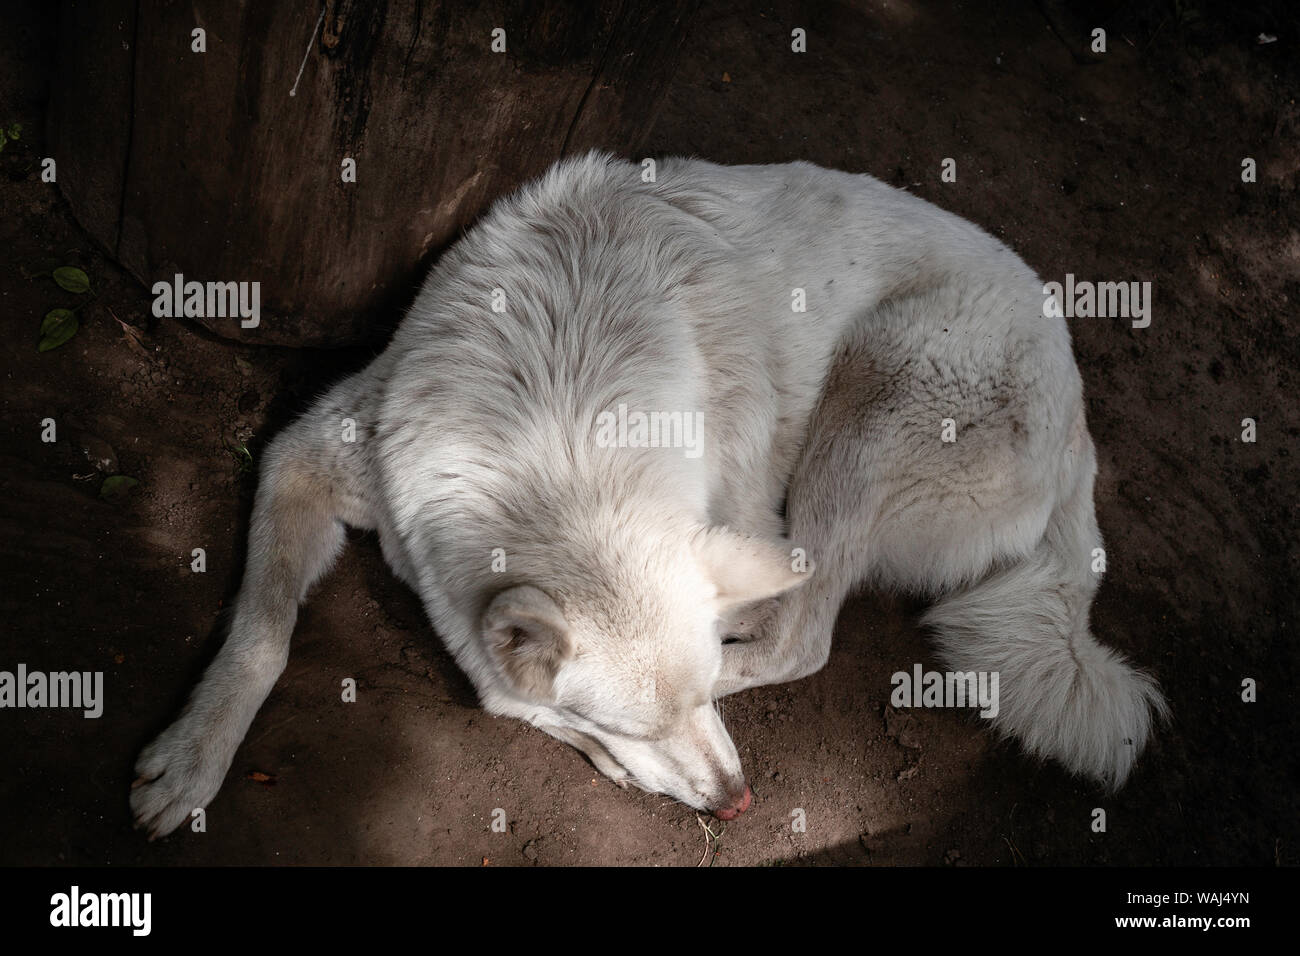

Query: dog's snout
[712,783,752,821]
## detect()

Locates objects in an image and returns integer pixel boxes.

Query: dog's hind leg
[720,282,1167,787]
[130,370,376,839]
[921,419,1169,790]
[716,291,1067,700]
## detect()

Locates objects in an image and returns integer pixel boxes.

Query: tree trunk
[49,0,698,346]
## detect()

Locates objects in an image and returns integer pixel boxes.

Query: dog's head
[479,525,812,818]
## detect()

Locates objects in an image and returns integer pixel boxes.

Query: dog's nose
[712,783,752,821]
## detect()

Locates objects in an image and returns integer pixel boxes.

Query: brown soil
[2,0,1296,866]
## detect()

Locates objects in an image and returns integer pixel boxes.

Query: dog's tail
[921,441,1167,791]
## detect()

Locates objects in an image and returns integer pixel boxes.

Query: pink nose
[713,784,752,820]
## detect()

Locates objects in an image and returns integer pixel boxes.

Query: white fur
[131,152,1166,838]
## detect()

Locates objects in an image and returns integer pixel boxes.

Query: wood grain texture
[49,0,698,346]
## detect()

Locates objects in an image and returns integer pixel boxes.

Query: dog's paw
[129,719,233,840]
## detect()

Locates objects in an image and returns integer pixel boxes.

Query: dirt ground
[2,1,1296,866]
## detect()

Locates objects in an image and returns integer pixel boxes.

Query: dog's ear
[482,585,574,701]
[692,526,815,610]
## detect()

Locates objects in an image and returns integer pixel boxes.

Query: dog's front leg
[716,620,803,698]
[718,597,780,640]
[129,605,298,839]
[130,396,368,839]
[715,582,837,697]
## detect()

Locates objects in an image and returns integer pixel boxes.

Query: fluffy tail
[921,463,1168,791]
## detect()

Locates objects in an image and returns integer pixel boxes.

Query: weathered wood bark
[49,0,698,346]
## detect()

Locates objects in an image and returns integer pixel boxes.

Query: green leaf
[53,266,91,294]
[7,123,20,139]
[38,308,79,351]
[100,475,140,500]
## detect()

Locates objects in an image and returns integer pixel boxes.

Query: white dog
[131,152,1167,838]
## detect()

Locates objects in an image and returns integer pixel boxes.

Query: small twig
[1003,802,1027,865]
[250,713,298,746]
[696,813,724,867]
[1143,14,1171,53]
[1002,834,1027,866]
[290,6,327,97]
